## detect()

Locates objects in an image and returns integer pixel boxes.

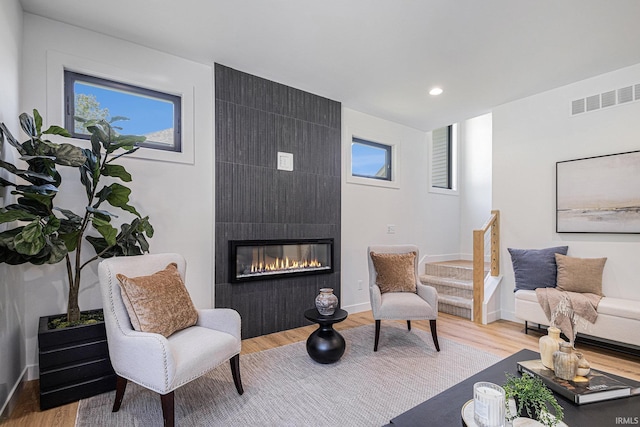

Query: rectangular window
[351,137,392,181]
[431,125,452,189]
[64,70,181,152]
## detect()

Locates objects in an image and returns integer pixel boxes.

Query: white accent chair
[367,245,440,352]
[98,253,243,427]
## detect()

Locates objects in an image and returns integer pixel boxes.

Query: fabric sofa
[514,289,640,350]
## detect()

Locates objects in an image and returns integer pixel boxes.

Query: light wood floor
[3,312,639,426]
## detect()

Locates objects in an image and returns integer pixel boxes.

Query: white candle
[474,382,506,427]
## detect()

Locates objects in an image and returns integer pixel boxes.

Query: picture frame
[556,150,640,233]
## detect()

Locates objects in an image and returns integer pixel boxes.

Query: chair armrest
[108,330,176,393]
[417,283,438,308]
[196,308,241,341]
[369,284,382,318]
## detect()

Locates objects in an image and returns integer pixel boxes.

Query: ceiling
[19,0,640,131]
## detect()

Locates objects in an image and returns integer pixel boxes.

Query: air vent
[571,99,585,115]
[618,86,633,103]
[586,95,600,112]
[571,82,640,116]
[601,90,616,108]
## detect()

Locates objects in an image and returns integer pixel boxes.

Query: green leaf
[106,135,145,154]
[43,215,61,234]
[104,183,140,217]
[34,109,43,135]
[58,230,81,251]
[91,216,118,247]
[42,125,72,138]
[0,209,37,224]
[15,183,58,194]
[0,160,57,184]
[101,164,132,182]
[14,221,46,255]
[53,143,87,167]
[14,191,54,209]
[19,112,37,138]
[109,116,130,123]
[86,206,118,218]
[0,122,26,155]
[47,236,68,263]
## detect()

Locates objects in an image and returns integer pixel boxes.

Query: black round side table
[303,308,348,364]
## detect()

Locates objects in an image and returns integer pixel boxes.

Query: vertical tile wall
[214,64,341,338]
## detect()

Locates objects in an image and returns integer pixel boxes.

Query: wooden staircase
[420,261,489,320]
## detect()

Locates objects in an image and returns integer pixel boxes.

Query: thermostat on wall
[277,152,294,171]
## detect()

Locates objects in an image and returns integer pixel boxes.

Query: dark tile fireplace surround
[214,64,341,339]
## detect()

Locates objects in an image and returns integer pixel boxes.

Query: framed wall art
[556,150,640,233]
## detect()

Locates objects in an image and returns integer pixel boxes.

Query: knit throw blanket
[535,287,602,345]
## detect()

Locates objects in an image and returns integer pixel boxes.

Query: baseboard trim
[0,366,28,421]
[342,302,371,314]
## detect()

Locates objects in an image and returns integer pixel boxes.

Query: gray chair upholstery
[98,253,243,427]
[367,245,440,352]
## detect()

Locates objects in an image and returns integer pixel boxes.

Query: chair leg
[112,375,128,412]
[407,320,411,331]
[160,391,175,427]
[230,354,244,395]
[430,319,440,352]
[374,319,381,351]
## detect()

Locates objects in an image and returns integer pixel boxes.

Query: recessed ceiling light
[429,87,443,96]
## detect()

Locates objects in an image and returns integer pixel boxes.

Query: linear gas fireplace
[229,238,334,283]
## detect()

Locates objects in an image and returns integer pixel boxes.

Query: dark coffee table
[389,349,640,426]
[304,308,348,364]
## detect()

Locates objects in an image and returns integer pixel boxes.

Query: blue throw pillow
[508,246,569,292]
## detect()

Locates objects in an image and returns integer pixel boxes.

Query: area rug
[76,324,500,426]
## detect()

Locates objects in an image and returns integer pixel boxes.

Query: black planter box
[38,309,116,410]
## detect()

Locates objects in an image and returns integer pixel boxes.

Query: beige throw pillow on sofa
[370,251,417,294]
[555,254,607,296]
[116,262,198,337]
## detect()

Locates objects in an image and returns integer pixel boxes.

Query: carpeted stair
[420,261,488,320]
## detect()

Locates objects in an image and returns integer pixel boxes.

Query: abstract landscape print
[557,150,640,233]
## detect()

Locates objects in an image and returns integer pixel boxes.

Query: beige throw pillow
[370,251,417,294]
[555,254,607,296]
[116,263,198,337]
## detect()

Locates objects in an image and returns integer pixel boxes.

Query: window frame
[63,70,182,153]
[429,124,458,195]
[351,136,393,181]
[345,130,400,189]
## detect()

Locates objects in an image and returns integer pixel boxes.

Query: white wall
[494,63,640,321]
[459,113,493,257]
[0,0,25,417]
[341,108,460,312]
[18,14,214,377]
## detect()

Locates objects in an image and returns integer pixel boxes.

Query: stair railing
[472,210,500,324]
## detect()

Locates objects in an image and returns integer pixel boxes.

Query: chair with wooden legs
[367,245,440,352]
[98,253,243,427]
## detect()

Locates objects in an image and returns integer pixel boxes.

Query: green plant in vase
[504,372,564,427]
[0,110,153,325]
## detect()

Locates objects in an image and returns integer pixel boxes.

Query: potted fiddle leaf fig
[0,109,154,409]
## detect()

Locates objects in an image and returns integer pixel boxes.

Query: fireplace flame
[250,256,322,273]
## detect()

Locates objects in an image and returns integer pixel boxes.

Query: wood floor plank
[3,311,639,426]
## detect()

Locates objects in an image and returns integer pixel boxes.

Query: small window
[64,70,181,152]
[431,125,452,189]
[351,137,392,181]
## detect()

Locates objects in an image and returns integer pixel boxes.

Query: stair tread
[420,274,472,289]
[438,294,473,308]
